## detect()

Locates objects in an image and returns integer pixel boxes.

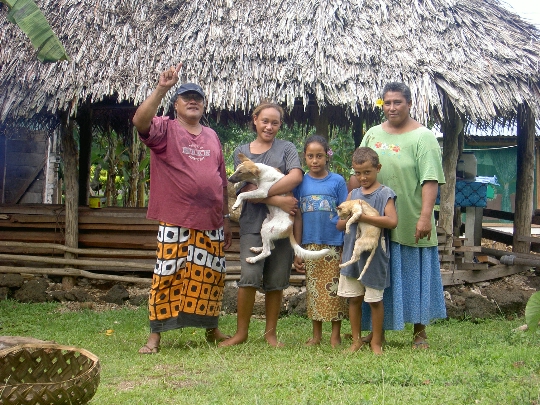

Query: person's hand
[272,195,298,215]
[223,220,232,250]
[415,216,432,244]
[240,183,258,193]
[158,63,183,91]
[294,256,305,273]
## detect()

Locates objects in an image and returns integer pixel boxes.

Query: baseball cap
[175,83,205,99]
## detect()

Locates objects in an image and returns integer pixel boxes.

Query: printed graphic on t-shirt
[300,195,336,213]
[182,143,211,161]
[374,141,401,154]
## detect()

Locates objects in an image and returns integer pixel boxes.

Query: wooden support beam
[514,103,535,253]
[60,114,79,289]
[0,265,151,284]
[441,265,529,285]
[464,206,483,261]
[439,97,463,236]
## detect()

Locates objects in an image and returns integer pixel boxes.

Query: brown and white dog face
[228,153,282,184]
[228,153,260,184]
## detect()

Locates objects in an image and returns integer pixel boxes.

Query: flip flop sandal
[139,344,160,354]
[412,340,429,349]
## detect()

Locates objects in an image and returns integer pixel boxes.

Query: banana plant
[525,291,540,333]
[2,0,68,62]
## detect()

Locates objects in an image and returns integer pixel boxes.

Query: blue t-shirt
[293,172,348,246]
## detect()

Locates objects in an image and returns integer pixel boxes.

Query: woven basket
[0,343,100,405]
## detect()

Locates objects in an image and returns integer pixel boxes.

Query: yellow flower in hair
[375,99,384,108]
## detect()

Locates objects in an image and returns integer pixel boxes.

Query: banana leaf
[525,291,540,333]
[2,0,69,62]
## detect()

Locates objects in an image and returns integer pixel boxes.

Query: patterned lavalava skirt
[148,222,226,333]
[304,244,347,322]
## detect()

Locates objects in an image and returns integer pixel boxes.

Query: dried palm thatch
[0,0,539,127]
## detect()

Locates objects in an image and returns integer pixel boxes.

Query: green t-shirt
[361,125,445,247]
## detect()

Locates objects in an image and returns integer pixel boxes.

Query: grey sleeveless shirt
[340,186,396,290]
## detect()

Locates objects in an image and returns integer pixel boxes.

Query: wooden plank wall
[0,204,250,283]
[0,204,531,286]
[2,130,48,204]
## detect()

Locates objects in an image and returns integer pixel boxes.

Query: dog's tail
[357,248,377,281]
[289,234,330,260]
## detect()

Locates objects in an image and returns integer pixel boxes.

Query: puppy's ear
[238,153,249,162]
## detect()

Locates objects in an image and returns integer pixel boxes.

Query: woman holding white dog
[219,102,303,347]
[351,82,446,349]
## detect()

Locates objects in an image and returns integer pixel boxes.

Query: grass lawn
[1,300,539,404]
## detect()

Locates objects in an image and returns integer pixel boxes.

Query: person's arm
[347,175,360,193]
[222,186,232,250]
[336,192,352,232]
[266,168,303,197]
[356,198,398,230]
[293,213,305,273]
[249,168,303,213]
[415,180,438,243]
[132,63,182,134]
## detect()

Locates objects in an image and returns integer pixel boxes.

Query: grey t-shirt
[233,139,302,235]
[340,186,396,290]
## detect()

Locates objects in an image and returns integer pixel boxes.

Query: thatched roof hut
[1,0,539,128]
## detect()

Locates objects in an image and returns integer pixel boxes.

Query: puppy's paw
[250,247,263,253]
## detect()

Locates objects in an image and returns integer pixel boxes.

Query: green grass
[1,301,540,404]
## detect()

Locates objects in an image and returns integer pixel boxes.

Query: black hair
[382,82,412,103]
[352,147,379,167]
[303,134,329,153]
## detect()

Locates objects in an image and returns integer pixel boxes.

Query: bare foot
[265,335,285,347]
[330,335,342,348]
[205,328,231,343]
[218,333,248,347]
[343,340,365,353]
[361,332,386,344]
[370,341,383,355]
[139,332,160,354]
[305,338,321,346]
[412,330,429,349]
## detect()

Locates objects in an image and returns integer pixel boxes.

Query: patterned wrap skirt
[362,242,447,331]
[304,244,347,322]
[148,222,226,333]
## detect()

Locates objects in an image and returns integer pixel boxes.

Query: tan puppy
[229,153,329,263]
[336,199,382,280]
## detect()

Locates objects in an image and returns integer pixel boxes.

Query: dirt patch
[1,250,539,320]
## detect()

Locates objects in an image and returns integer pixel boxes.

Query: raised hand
[158,63,183,90]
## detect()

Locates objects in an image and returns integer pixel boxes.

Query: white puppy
[229,153,329,263]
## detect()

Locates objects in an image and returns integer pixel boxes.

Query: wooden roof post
[60,112,79,289]
[314,107,329,140]
[439,97,464,270]
[514,103,535,253]
[77,103,92,207]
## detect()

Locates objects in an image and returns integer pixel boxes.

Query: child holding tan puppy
[337,147,397,354]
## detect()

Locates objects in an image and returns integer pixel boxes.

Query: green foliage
[525,291,540,332]
[211,119,356,179]
[2,300,540,404]
[3,0,69,62]
[86,122,355,205]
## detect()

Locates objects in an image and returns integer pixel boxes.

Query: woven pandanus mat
[0,343,100,405]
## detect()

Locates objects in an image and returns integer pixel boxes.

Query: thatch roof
[1,0,540,127]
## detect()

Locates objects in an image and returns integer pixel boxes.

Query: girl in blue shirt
[293,135,349,347]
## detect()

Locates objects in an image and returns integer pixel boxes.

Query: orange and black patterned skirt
[148,222,226,333]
